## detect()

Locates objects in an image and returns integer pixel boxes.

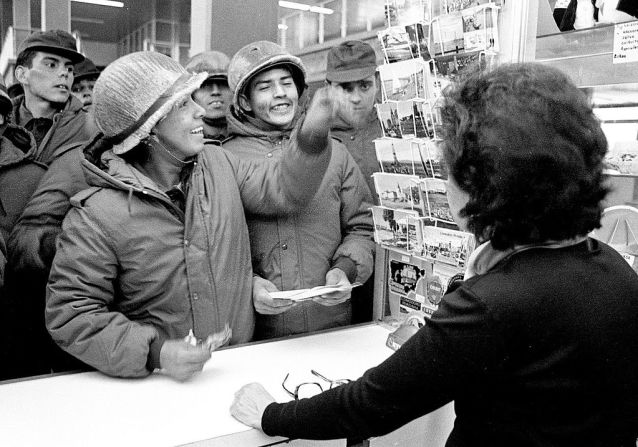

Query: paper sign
[554,0,570,8]
[613,21,638,64]
[270,283,362,301]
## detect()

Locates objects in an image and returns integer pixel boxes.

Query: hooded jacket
[12,94,91,166]
[45,129,331,378]
[0,124,46,242]
[223,109,375,339]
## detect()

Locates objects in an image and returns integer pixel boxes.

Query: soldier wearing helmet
[186,51,232,142]
[223,41,375,340]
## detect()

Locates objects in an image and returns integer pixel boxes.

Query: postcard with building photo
[419,178,455,223]
[431,13,464,55]
[385,0,432,27]
[397,100,417,138]
[433,50,485,86]
[379,59,428,101]
[375,138,417,175]
[422,226,476,268]
[373,172,422,214]
[415,100,439,138]
[417,138,446,178]
[376,102,402,138]
[372,206,420,250]
[379,26,414,63]
[405,22,432,61]
[462,4,498,52]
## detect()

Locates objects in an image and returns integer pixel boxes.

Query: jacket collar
[0,124,38,168]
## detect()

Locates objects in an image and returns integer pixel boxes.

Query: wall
[80,40,118,67]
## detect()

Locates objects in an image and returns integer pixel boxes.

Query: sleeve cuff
[331,256,357,283]
[146,333,166,372]
[261,402,280,436]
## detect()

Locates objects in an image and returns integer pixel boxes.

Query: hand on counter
[253,275,295,315]
[159,339,212,382]
[313,267,351,306]
[231,383,276,430]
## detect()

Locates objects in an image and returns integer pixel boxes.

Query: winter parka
[224,111,375,339]
[11,94,91,166]
[46,129,331,378]
[0,124,46,243]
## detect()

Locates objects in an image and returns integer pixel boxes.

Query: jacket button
[350,135,355,140]
[267,152,273,158]
[192,293,199,300]
[184,239,189,246]
[282,243,288,250]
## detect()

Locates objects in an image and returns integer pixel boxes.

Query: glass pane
[324,0,343,40]
[301,12,320,48]
[368,0,386,30]
[285,14,301,50]
[346,0,368,35]
[156,21,172,43]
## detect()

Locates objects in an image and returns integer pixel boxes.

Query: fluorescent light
[279,1,333,14]
[71,17,106,24]
[71,0,124,7]
[278,24,289,30]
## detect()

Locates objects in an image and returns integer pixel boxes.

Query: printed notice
[613,21,638,64]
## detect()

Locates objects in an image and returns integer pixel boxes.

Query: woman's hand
[313,267,351,306]
[159,339,211,381]
[230,383,276,430]
[253,275,295,315]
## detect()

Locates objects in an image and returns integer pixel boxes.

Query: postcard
[443,0,493,14]
[423,262,465,316]
[373,172,422,214]
[397,99,417,138]
[422,226,476,267]
[270,283,362,301]
[462,4,498,52]
[419,178,455,222]
[379,59,428,101]
[431,13,464,55]
[376,102,402,138]
[417,138,446,179]
[372,205,420,250]
[375,138,416,175]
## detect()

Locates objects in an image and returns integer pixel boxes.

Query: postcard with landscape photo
[372,205,420,250]
[379,59,428,101]
[419,178,454,223]
[431,13,464,55]
[422,226,476,268]
[373,172,422,214]
[462,4,498,52]
[415,100,439,138]
[376,102,402,138]
[375,138,416,175]
[417,139,446,178]
[379,26,414,64]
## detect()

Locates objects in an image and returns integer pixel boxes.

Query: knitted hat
[186,51,230,82]
[227,40,306,107]
[93,51,208,155]
[73,57,101,83]
[326,40,377,83]
[17,29,84,64]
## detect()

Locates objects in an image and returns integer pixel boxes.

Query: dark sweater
[263,239,638,446]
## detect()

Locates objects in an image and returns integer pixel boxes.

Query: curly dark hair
[439,63,609,250]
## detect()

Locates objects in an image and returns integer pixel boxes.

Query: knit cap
[93,51,208,154]
[227,40,306,108]
[186,51,230,82]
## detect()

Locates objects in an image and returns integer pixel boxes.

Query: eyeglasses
[282,370,352,400]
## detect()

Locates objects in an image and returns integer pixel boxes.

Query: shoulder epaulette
[70,186,102,208]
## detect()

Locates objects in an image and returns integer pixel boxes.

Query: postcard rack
[372,0,503,322]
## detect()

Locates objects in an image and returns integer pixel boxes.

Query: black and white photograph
[397,99,417,137]
[373,172,422,214]
[384,0,432,27]
[419,177,454,222]
[462,4,498,52]
[376,101,402,138]
[379,59,428,101]
[375,138,416,175]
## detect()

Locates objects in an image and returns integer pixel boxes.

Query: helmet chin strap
[150,134,192,165]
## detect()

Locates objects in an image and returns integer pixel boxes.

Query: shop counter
[0,323,454,447]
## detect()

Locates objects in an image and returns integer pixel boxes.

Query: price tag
[613,21,638,64]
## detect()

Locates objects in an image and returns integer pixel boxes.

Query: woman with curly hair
[230,63,638,446]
